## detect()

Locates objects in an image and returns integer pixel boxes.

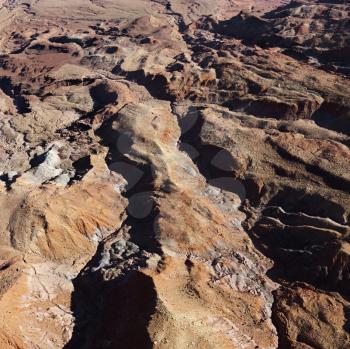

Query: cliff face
[0,1,349,348]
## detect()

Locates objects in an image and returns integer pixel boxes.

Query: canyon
[0,0,349,348]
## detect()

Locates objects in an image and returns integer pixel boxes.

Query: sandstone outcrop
[0,1,349,348]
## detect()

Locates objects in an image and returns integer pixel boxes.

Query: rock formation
[0,0,349,348]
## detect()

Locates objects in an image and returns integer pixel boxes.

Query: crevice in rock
[89,82,118,112]
[106,155,161,254]
[97,118,162,254]
[267,187,348,225]
[112,69,175,102]
[44,77,96,90]
[48,36,97,49]
[0,76,31,114]
[312,101,350,136]
[0,172,20,190]
[64,241,156,349]
[163,1,187,33]
[68,156,93,184]
[176,106,245,198]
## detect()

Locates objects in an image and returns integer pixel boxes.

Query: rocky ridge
[0,0,349,348]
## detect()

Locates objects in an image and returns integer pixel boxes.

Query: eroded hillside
[0,1,349,348]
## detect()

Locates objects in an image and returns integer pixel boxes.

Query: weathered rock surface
[0,0,349,348]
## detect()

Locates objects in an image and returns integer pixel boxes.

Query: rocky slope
[0,0,349,348]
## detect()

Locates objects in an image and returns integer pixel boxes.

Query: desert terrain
[0,0,349,348]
